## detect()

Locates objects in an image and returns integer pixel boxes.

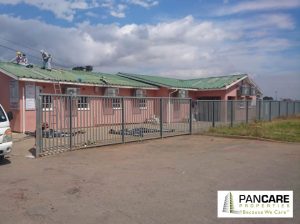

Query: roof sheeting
[0,62,157,89]
[118,72,247,90]
[0,62,250,91]
[118,72,195,89]
[184,74,247,89]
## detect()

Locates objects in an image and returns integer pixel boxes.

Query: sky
[0,0,299,99]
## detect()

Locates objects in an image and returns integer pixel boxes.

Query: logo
[222,192,240,214]
[218,191,293,218]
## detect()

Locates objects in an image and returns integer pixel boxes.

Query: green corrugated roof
[0,62,157,88]
[118,72,247,90]
[183,74,247,89]
[118,72,194,89]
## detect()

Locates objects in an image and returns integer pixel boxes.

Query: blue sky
[0,0,300,99]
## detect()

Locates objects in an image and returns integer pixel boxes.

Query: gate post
[269,101,272,121]
[189,99,192,134]
[69,95,73,150]
[212,101,215,127]
[258,100,261,121]
[230,101,233,127]
[160,98,163,138]
[246,100,249,123]
[35,94,42,157]
[121,97,125,143]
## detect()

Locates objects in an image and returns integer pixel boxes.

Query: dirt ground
[0,135,299,224]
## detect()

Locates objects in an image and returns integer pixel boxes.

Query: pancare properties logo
[218,191,293,218]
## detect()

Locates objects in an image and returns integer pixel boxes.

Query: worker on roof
[10,51,33,68]
[10,51,22,64]
[40,50,52,71]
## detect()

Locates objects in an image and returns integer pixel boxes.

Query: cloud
[0,0,94,21]
[0,14,299,99]
[103,2,127,18]
[0,0,159,21]
[127,0,159,8]
[85,11,98,18]
[216,0,300,15]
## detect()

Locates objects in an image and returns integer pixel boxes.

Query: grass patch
[207,116,300,142]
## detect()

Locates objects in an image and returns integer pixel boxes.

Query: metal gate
[35,94,192,156]
[35,96,300,157]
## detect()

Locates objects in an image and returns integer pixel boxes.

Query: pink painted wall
[1,72,257,132]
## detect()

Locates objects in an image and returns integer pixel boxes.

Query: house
[118,72,262,100]
[0,62,159,132]
[0,62,262,132]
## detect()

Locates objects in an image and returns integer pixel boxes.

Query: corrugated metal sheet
[0,62,157,88]
[118,72,247,90]
[118,72,194,89]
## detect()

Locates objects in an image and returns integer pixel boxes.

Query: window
[138,99,147,109]
[104,88,121,109]
[78,97,89,110]
[0,106,7,122]
[112,98,121,109]
[42,96,52,110]
[134,89,147,109]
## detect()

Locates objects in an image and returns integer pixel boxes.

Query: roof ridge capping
[186,73,247,81]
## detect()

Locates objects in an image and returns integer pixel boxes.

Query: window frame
[77,96,90,110]
[137,98,147,109]
[112,98,121,110]
[134,89,147,109]
[42,95,53,111]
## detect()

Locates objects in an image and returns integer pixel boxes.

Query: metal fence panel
[36,95,300,157]
[36,94,194,156]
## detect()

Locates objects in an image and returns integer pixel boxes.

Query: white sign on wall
[25,82,36,110]
[9,80,19,109]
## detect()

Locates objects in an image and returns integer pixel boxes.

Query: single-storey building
[0,62,261,132]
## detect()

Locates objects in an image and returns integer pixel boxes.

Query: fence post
[121,97,125,143]
[286,102,289,116]
[278,101,281,117]
[258,100,261,121]
[69,96,72,150]
[230,101,233,127]
[246,100,249,123]
[160,98,163,138]
[269,101,272,121]
[293,102,296,115]
[35,95,42,157]
[212,101,215,127]
[189,99,192,134]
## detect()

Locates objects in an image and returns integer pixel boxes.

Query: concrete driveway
[0,135,299,224]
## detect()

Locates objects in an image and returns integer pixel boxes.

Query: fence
[35,94,191,156]
[192,100,300,133]
[35,94,300,157]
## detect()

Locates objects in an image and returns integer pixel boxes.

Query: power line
[0,36,40,53]
[0,43,70,68]
[0,37,77,68]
